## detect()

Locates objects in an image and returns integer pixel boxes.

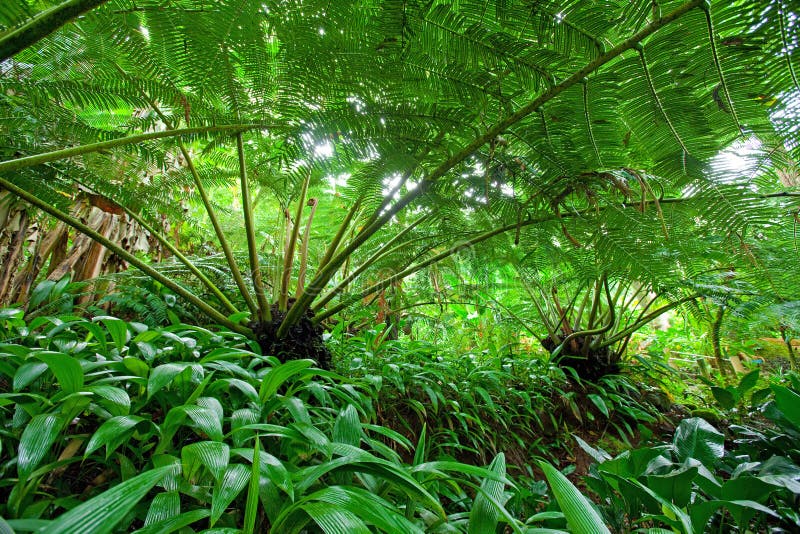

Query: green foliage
[0,310,541,532]
[579,379,800,532]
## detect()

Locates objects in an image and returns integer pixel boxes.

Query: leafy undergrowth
[331,333,670,476]
[1,310,798,532]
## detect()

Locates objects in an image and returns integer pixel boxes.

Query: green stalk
[0,0,108,61]
[280,0,704,337]
[316,198,361,272]
[313,220,538,324]
[124,207,239,315]
[550,278,614,362]
[311,213,430,312]
[237,133,271,323]
[278,172,310,311]
[0,174,249,335]
[145,101,258,316]
[295,198,319,299]
[0,125,262,174]
[599,295,698,348]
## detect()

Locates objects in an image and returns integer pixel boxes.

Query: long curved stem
[0,174,250,335]
[311,213,430,312]
[0,125,263,174]
[0,0,108,61]
[237,133,271,322]
[123,207,239,315]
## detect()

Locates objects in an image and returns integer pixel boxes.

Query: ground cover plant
[1,0,800,532]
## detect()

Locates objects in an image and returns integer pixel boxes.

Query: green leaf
[143,491,180,526]
[0,515,16,534]
[303,503,370,534]
[88,386,131,416]
[736,369,759,397]
[42,466,172,534]
[587,394,609,417]
[84,415,146,459]
[133,510,210,534]
[333,405,361,447]
[645,465,698,507]
[94,317,129,352]
[710,386,736,410]
[163,405,224,442]
[13,361,48,391]
[304,486,423,534]
[673,417,724,466]
[18,414,63,479]
[258,359,314,402]
[771,385,800,430]
[232,448,293,499]
[123,357,149,378]
[148,363,195,398]
[211,464,250,526]
[182,441,230,482]
[538,462,610,534]
[242,437,260,534]
[469,453,508,534]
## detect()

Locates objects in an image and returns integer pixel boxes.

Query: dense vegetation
[1,0,800,532]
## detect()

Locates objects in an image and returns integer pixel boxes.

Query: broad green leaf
[0,515,16,534]
[84,415,146,459]
[133,510,210,534]
[182,441,230,482]
[88,386,131,416]
[574,434,611,463]
[303,503,370,534]
[333,405,361,447]
[94,317,129,352]
[13,361,48,391]
[673,417,724,466]
[163,405,224,442]
[539,461,610,534]
[258,359,314,402]
[689,499,779,532]
[211,464,250,526]
[122,357,149,378]
[232,448,293,499]
[645,465,698,507]
[18,414,63,478]
[42,466,171,534]
[710,386,736,410]
[771,385,800,430]
[469,453,508,534]
[148,363,195,398]
[304,486,423,534]
[736,369,759,397]
[143,491,180,526]
[242,437,260,534]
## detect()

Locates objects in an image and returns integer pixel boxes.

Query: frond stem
[0,174,249,334]
[0,0,108,61]
[237,133,271,322]
[703,6,743,133]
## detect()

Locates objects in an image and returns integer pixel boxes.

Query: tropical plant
[1,0,799,368]
[1,309,544,532]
